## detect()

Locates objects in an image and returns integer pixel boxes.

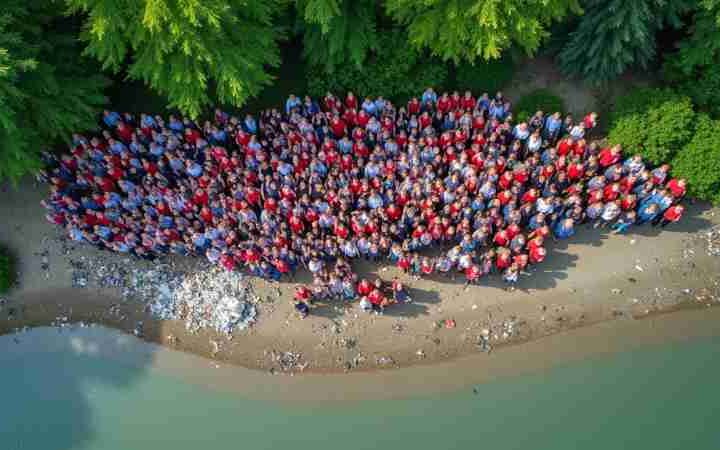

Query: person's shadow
[278,202,714,318]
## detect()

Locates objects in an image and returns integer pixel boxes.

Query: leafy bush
[513,89,565,122]
[607,88,696,164]
[671,114,720,204]
[306,30,448,104]
[677,69,720,118]
[0,246,15,294]
[607,87,681,124]
[453,56,515,95]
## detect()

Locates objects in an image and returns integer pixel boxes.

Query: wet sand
[1,178,720,374]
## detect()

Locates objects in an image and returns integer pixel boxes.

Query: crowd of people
[40,88,688,317]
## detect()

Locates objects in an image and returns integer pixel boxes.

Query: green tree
[67,0,282,118]
[297,0,379,73]
[384,0,581,62]
[671,114,720,204]
[663,0,720,116]
[306,30,447,102]
[1,1,107,183]
[559,0,691,84]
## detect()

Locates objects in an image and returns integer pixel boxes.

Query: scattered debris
[67,255,258,335]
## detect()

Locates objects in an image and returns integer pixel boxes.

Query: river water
[1,321,718,450]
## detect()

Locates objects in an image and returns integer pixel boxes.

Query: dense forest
[1,0,719,201]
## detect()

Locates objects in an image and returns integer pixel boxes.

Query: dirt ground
[2,176,719,374]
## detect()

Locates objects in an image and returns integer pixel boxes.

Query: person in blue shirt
[422,88,437,106]
[210,127,227,144]
[637,202,661,224]
[102,110,121,128]
[374,97,386,114]
[303,96,319,115]
[243,114,257,134]
[544,112,562,142]
[361,97,377,116]
[285,94,301,114]
[554,218,576,239]
[185,161,203,178]
[168,116,184,133]
[489,101,505,120]
[141,113,157,129]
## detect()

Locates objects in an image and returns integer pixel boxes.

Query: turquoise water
[1,332,718,450]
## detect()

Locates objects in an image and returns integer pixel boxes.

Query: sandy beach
[2,177,719,374]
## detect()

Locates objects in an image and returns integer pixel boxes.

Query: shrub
[607,88,696,164]
[453,56,515,96]
[0,246,15,294]
[513,89,565,123]
[672,114,720,204]
[678,70,720,118]
[607,87,682,124]
[306,30,448,104]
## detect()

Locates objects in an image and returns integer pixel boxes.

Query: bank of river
[1,307,719,450]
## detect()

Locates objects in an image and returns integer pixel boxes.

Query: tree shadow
[0,290,156,450]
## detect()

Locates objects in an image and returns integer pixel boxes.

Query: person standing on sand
[654,205,685,228]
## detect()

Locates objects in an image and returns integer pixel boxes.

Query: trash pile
[153,268,258,334]
[69,256,258,334]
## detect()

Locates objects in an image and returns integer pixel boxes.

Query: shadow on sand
[274,202,713,320]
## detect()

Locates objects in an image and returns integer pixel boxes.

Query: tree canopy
[2,0,720,184]
[297,0,379,73]
[385,0,581,62]
[1,0,107,183]
[66,0,282,118]
[559,0,691,84]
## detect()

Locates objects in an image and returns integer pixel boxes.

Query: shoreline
[2,178,720,375]
[3,306,720,403]
[2,286,718,376]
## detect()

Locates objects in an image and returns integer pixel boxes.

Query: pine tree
[664,1,720,116]
[66,0,283,118]
[297,0,379,73]
[0,1,107,183]
[384,0,581,62]
[671,0,720,71]
[559,0,691,84]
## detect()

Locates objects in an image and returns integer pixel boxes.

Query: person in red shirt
[437,93,451,113]
[666,178,687,200]
[529,245,547,265]
[407,97,421,115]
[116,122,134,143]
[356,279,373,297]
[461,91,476,110]
[345,92,358,110]
[557,136,575,156]
[655,205,684,227]
[464,264,481,287]
[330,115,346,137]
[583,112,598,130]
[367,287,388,312]
[598,144,622,168]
